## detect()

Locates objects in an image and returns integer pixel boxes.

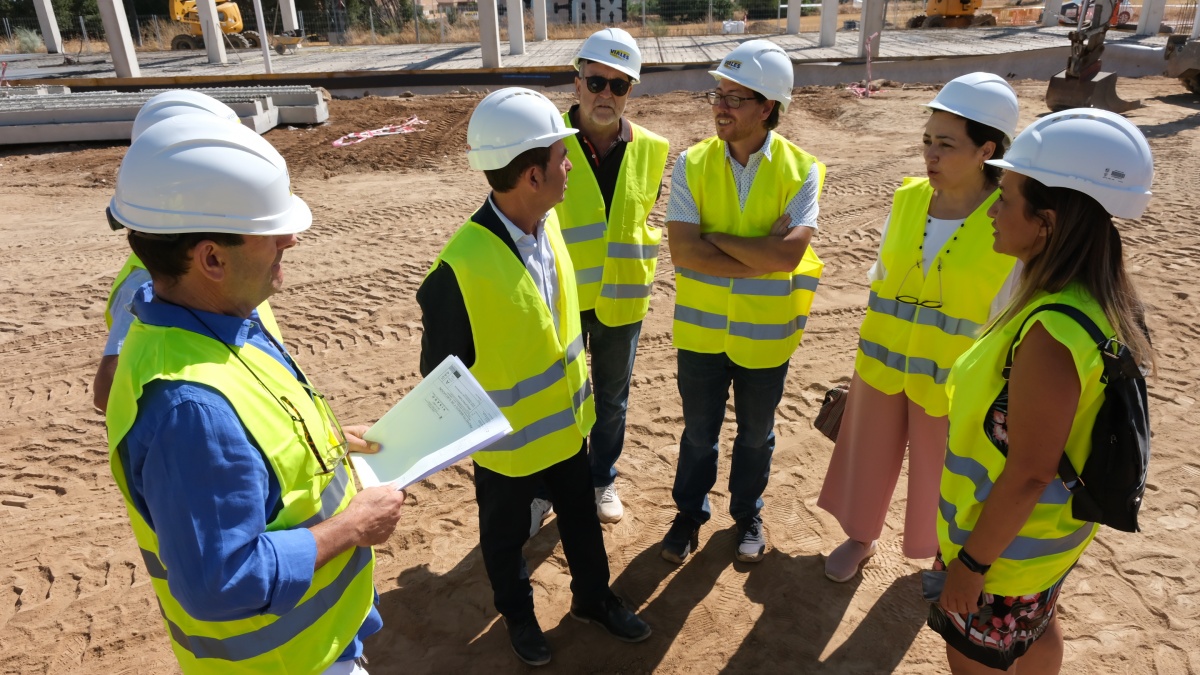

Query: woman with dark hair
[929,108,1155,673]
[819,73,1023,582]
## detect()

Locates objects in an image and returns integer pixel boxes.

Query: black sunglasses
[583,75,632,97]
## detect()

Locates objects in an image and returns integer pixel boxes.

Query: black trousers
[473,445,611,622]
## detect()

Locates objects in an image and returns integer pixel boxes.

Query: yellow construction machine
[1045,0,1140,111]
[906,0,997,28]
[169,0,261,50]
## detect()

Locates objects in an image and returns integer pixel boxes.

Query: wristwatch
[957,548,991,575]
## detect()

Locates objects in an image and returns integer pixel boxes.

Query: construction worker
[662,40,826,565]
[104,115,405,674]
[92,89,283,412]
[417,88,651,667]
[551,27,669,524]
[817,73,1021,583]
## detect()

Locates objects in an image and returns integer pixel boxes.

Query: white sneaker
[594,483,624,523]
[530,498,554,537]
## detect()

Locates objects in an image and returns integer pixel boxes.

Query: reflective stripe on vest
[854,178,1015,417]
[555,119,669,326]
[435,212,595,477]
[938,284,1110,596]
[106,323,374,674]
[674,134,825,369]
[107,254,284,341]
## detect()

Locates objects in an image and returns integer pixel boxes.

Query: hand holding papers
[354,356,512,489]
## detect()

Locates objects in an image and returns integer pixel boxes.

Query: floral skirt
[926,552,1069,670]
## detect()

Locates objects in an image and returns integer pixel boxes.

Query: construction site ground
[1,77,1198,674]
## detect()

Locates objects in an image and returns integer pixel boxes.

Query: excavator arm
[1045,0,1141,112]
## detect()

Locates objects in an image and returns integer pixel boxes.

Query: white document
[354,355,512,489]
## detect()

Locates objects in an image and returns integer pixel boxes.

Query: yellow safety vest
[555,116,669,326]
[674,134,826,369]
[855,179,1016,417]
[433,211,596,477]
[106,253,283,339]
[939,284,1109,596]
[106,321,375,674]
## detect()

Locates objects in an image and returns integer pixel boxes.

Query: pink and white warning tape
[332,116,428,147]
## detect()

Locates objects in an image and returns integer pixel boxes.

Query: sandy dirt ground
[1,77,1198,674]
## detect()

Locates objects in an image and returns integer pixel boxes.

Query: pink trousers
[816,372,949,559]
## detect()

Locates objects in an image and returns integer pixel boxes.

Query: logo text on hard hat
[610,49,631,61]
[724,60,742,70]
[1103,168,1126,182]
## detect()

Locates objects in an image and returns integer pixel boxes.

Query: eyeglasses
[704,91,755,109]
[894,259,944,309]
[281,383,352,476]
[584,75,632,97]
[177,303,352,477]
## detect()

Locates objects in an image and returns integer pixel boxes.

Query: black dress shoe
[570,594,652,643]
[504,615,551,666]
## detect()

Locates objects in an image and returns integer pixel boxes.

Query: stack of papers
[354,356,512,489]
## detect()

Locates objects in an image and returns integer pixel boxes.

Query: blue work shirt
[116,284,381,662]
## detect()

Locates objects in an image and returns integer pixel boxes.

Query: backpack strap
[1001,303,1110,497]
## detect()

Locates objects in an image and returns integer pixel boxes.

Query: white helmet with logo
[986,108,1153,219]
[924,72,1020,141]
[131,89,241,142]
[466,87,578,171]
[110,114,311,235]
[709,39,794,113]
[573,27,641,83]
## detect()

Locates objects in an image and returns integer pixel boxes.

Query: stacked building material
[0,85,329,145]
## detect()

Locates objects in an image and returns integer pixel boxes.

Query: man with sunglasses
[548,28,669,527]
[662,40,826,565]
[104,115,406,674]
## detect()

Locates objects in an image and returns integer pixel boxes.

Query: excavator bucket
[1046,69,1141,113]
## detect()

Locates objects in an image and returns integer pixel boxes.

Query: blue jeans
[672,349,789,526]
[581,310,643,489]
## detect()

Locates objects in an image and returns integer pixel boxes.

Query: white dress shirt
[490,196,561,336]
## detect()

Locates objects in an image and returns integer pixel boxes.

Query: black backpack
[1003,304,1151,533]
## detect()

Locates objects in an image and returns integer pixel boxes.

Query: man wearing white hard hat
[417,87,651,667]
[930,108,1154,672]
[662,39,826,565]
[104,115,406,675]
[91,89,280,412]
[545,27,669,526]
[818,72,1023,583]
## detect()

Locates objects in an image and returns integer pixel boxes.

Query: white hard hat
[573,27,642,83]
[110,114,312,236]
[466,88,578,171]
[131,89,240,142]
[924,72,1020,141]
[709,39,794,113]
[987,108,1153,219]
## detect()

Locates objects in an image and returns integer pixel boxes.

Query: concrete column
[858,0,884,59]
[31,0,64,54]
[280,0,299,33]
[533,0,548,40]
[507,0,525,54]
[194,0,227,64]
[1042,0,1061,26]
[97,0,140,77]
[818,0,837,46]
[480,0,502,68]
[1191,0,1200,39]
[1136,0,1166,34]
[251,0,273,73]
[786,0,801,34]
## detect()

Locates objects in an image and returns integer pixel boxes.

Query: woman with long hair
[928,108,1155,673]
[818,73,1022,582]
